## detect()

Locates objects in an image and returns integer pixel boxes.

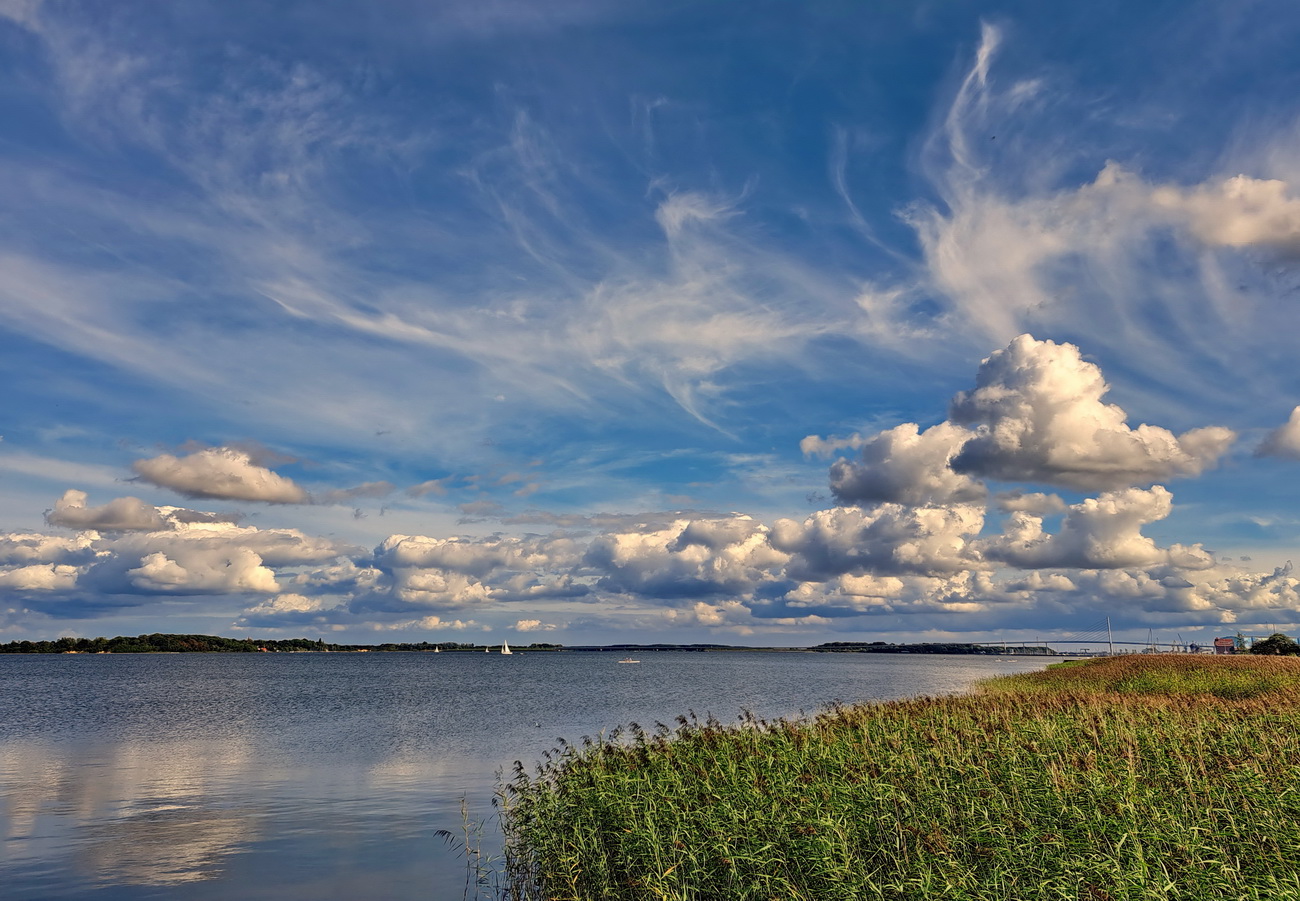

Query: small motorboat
[617,657,639,664]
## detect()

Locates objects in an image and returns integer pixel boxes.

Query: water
[0,651,1049,899]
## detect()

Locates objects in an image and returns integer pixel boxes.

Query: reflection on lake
[0,651,1049,899]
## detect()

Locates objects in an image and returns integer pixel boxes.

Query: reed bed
[498,655,1300,900]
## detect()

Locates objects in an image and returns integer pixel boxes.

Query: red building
[1213,637,1236,655]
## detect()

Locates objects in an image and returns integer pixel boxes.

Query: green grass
[497,655,1300,900]
[983,654,1300,700]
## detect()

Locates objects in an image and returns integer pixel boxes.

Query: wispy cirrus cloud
[909,20,1300,434]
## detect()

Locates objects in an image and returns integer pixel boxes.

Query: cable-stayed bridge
[975,618,1223,656]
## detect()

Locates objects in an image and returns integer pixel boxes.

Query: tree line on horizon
[0,634,1008,654]
[4,632,1299,656]
[0,633,565,654]
[0,634,333,654]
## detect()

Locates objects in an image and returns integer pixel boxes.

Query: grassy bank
[498,655,1300,900]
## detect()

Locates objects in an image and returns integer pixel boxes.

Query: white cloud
[1151,174,1300,254]
[583,516,786,599]
[1257,406,1300,459]
[132,448,309,504]
[254,592,329,614]
[1,481,1298,636]
[0,563,78,591]
[799,432,866,459]
[0,531,97,565]
[395,570,493,607]
[514,618,557,632]
[993,490,1066,515]
[369,532,585,610]
[376,533,571,577]
[237,592,336,626]
[46,489,167,532]
[15,520,351,601]
[770,503,985,581]
[374,616,477,631]
[125,547,279,595]
[950,335,1234,490]
[775,570,997,619]
[654,191,735,237]
[652,599,758,632]
[983,485,1214,571]
[827,421,984,506]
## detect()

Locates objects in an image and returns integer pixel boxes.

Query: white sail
[501,640,513,655]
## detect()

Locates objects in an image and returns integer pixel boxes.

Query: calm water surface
[0,651,1049,899]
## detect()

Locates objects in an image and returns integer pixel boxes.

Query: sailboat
[500,640,513,656]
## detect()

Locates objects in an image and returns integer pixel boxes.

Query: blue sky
[3,0,1300,646]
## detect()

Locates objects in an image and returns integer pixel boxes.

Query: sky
[2,0,1300,647]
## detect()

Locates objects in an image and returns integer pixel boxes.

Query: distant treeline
[0,634,334,654]
[0,634,1061,655]
[0,634,565,654]
[812,641,1053,655]
[563,643,744,652]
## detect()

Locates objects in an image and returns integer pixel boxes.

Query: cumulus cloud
[238,592,336,626]
[112,523,352,568]
[79,522,347,597]
[0,531,98,565]
[46,490,248,532]
[2,519,352,602]
[371,533,585,609]
[125,547,279,595]
[368,616,478,632]
[828,421,984,506]
[376,534,568,578]
[584,516,787,599]
[46,490,167,531]
[768,570,996,619]
[0,563,79,591]
[799,432,867,459]
[983,486,1214,571]
[1257,406,1300,459]
[770,503,985,581]
[993,490,1066,515]
[133,448,309,504]
[376,569,494,608]
[949,335,1234,490]
[3,485,1300,636]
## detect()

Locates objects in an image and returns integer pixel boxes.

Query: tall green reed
[496,656,1300,900]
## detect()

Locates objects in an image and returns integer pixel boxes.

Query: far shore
[2,631,1154,656]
